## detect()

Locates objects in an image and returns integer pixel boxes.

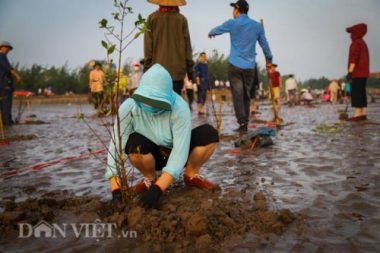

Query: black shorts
[124,124,219,171]
[351,78,367,108]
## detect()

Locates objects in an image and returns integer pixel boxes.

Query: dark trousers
[351,78,367,108]
[125,124,219,170]
[228,64,256,125]
[173,80,184,95]
[197,86,208,105]
[186,89,194,107]
[91,92,102,109]
[0,88,13,125]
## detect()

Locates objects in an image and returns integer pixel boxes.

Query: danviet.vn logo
[18,219,137,240]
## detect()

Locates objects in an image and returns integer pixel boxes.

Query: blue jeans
[228,64,256,125]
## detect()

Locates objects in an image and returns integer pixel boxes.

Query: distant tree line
[14,63,92,94]
[13,50,380,95]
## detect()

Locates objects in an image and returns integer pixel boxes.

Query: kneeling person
[105,64,219,209]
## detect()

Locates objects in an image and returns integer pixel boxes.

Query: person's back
[89,68,104,93]
[209,14,271,70]
[208,0,273,132]
[329,81,339,92]
[229,16,267,69]
[144,7,194,83]
[285,77,297,91]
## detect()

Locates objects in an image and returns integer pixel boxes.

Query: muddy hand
[139,184,162,209]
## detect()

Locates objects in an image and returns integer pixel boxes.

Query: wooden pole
[260,19,283,127]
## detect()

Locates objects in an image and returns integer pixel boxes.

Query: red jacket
[346,23,370,78]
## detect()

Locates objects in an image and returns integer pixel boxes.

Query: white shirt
[285,77,297,91]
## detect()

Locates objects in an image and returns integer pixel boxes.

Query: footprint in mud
[354,184,369,192]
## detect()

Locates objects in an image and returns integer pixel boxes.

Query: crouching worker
[105,64,219,209]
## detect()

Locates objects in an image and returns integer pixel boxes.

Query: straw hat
[0,41,13,50]
[147,0,187,6]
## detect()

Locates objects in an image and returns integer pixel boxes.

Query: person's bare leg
[197,103,203,113]
[128,153,156,179]
[354,107,362,117]
[185,143,217,178]
[362,107,367,116]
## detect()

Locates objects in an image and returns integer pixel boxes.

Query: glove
[112,189,122,206]
[139,184,163,209]
[346,72,353,83]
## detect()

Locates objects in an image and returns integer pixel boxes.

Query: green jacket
[144,11,194,81]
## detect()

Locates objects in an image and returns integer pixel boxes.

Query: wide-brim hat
[147,0,187,6]
[0,41,13,50]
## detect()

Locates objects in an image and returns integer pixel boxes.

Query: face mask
[140,103,163,113]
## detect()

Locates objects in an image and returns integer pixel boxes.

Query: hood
[346,23,367,40]
[132,64,175,111]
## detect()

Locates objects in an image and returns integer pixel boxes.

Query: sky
[0,0,379,81]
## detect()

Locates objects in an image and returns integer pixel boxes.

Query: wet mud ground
[0,100,379,252]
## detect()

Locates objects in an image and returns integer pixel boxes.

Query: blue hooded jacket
[105,64,191,180]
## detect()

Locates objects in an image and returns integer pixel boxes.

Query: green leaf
[112,12,120,20]
[99,18,108,28]
[107,44,116,55]
[101,40,108,49]
[133,31,143,40]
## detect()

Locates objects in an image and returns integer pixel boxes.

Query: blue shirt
[195,62,209,88]
[0,53,13,89]
[209,14,273,70]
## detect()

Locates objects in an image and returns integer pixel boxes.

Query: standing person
[208,0,273,132]
[346,23,370,121]
[144,0,195,95]
[285,74,298,106]
[250,65,259,116]
[269,64,282,111]
[89,62,104,110]
[0,41,22,126]
[345,80,351,103]
[329,79,339,104]
[128,61,143,96]
[195,52,209,115]
[106,64,219,209]
[340,80,346,100]
[183,74,194,111]
[114,68,129,105]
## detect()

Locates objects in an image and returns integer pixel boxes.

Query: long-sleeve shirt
[347,23,370,78]
[209,14,273,70]
[0,53,13,90]
[89,69,104,93]
[105,64,192,181]
[144,10,195,81]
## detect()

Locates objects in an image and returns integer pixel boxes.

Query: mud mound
[0,188,296,252]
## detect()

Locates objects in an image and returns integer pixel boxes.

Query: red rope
[0,149,106,180]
